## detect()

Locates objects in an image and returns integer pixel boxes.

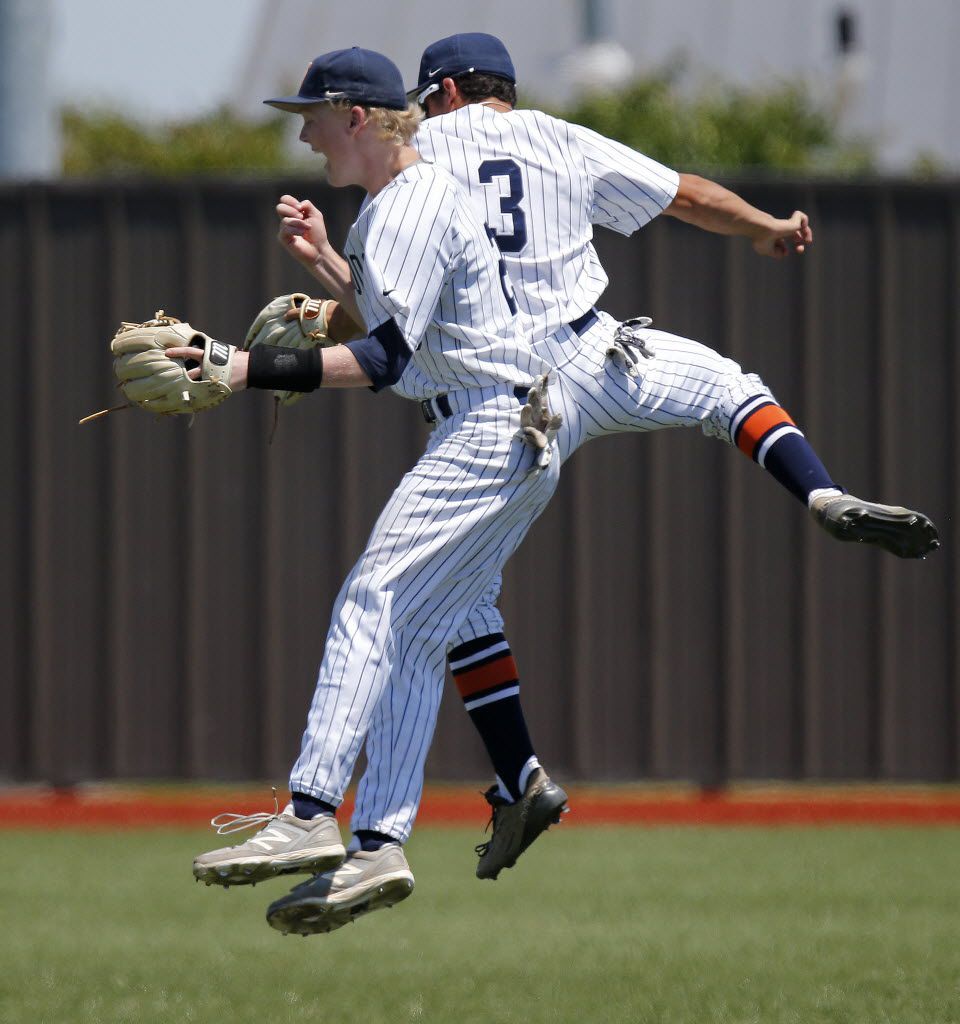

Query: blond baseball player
[185,47,567,935]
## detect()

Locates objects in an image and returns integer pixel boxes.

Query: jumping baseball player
[279,32,941,916]
[186,47,567,934]
[419,29,940,864]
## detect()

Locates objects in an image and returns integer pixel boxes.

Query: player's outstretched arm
[276,194,366,327]
[165,343,373,391]
[663,173,812,259]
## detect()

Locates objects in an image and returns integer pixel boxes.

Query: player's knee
[703,371,775,444]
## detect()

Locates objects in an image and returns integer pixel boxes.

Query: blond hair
[328,100,423,145]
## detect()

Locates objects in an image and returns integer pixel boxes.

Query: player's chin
[316,158,342,183]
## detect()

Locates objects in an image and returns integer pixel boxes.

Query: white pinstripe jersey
[414,105,680,345]
[344,161,549,401]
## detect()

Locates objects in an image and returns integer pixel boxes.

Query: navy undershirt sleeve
[345,317,412,392]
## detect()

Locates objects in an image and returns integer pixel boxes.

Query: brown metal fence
[1,176,957,787]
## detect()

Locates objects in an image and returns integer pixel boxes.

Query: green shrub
[550,67,874,174]
[61,106,298,176]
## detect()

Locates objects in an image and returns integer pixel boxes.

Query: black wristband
[247,345,323,392]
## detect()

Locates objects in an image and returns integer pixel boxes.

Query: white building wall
[237,0,960,172]
[0,0,58,178]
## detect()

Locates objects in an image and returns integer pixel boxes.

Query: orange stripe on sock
[454,656,519,698]
[736,405,795,457]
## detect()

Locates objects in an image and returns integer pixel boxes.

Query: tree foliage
[61,68,875,177]
[61,106,299,176]
[552,68,874,174]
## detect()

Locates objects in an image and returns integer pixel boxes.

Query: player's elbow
[665,173,718,218]
[375,362,407,388]
[345,319,412,392]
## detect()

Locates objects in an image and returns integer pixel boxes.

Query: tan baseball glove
[108,312,237,416]
[243,293,336,407]
[78,310,240,425]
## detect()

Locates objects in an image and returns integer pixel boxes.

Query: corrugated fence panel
[30,193,113,784]
[800,186,887,778]
[1,177,957,786]
[880,190,954,778]
[0,197,29,778]
[721,201,808,781]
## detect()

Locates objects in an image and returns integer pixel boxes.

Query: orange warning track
[1,785,959,829]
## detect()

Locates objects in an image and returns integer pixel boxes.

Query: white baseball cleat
[192,802,345,887]
[810,493,940,559]
[266,844,415,935]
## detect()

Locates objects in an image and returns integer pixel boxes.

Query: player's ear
[441,77,458,105]
[348,105,367,132]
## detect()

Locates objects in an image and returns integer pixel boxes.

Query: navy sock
[449,634,535,801]
[291,792,337,820]
[468,698,536,800]
[763,433,837,504]
[353,830,396,852]
[731,398,836,504]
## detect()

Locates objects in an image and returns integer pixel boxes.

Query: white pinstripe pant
[449,310,777,645]
[353,312,776,837]
[541,310,773,459]
[289,386,560,837]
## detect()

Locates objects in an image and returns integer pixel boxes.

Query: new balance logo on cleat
[192,802,345,887]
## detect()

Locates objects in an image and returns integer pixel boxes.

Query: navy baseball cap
[265,47,407,112]
[408,33,516,102]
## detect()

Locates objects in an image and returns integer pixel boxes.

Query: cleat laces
[209,788,281,836]
[474,785,509,857]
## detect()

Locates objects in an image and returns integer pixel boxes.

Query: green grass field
[1,826,957,1023]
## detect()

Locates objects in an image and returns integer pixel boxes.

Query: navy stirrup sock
[732,398,837,503]
[449,634,536,801]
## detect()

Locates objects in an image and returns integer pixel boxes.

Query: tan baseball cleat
[192,803,345,887]
[266,844,415,935]
[475,768,568,880]
[810,493,940,559]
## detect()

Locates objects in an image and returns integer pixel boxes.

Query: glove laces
[209,788,281,836]
[80,310,186,425]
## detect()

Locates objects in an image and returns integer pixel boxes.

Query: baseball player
[286,32,942,910]
[186,47,566,933]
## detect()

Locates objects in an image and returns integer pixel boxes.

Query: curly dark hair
[454,72,517,107]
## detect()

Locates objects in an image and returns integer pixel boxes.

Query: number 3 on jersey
[479,159,528,254]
